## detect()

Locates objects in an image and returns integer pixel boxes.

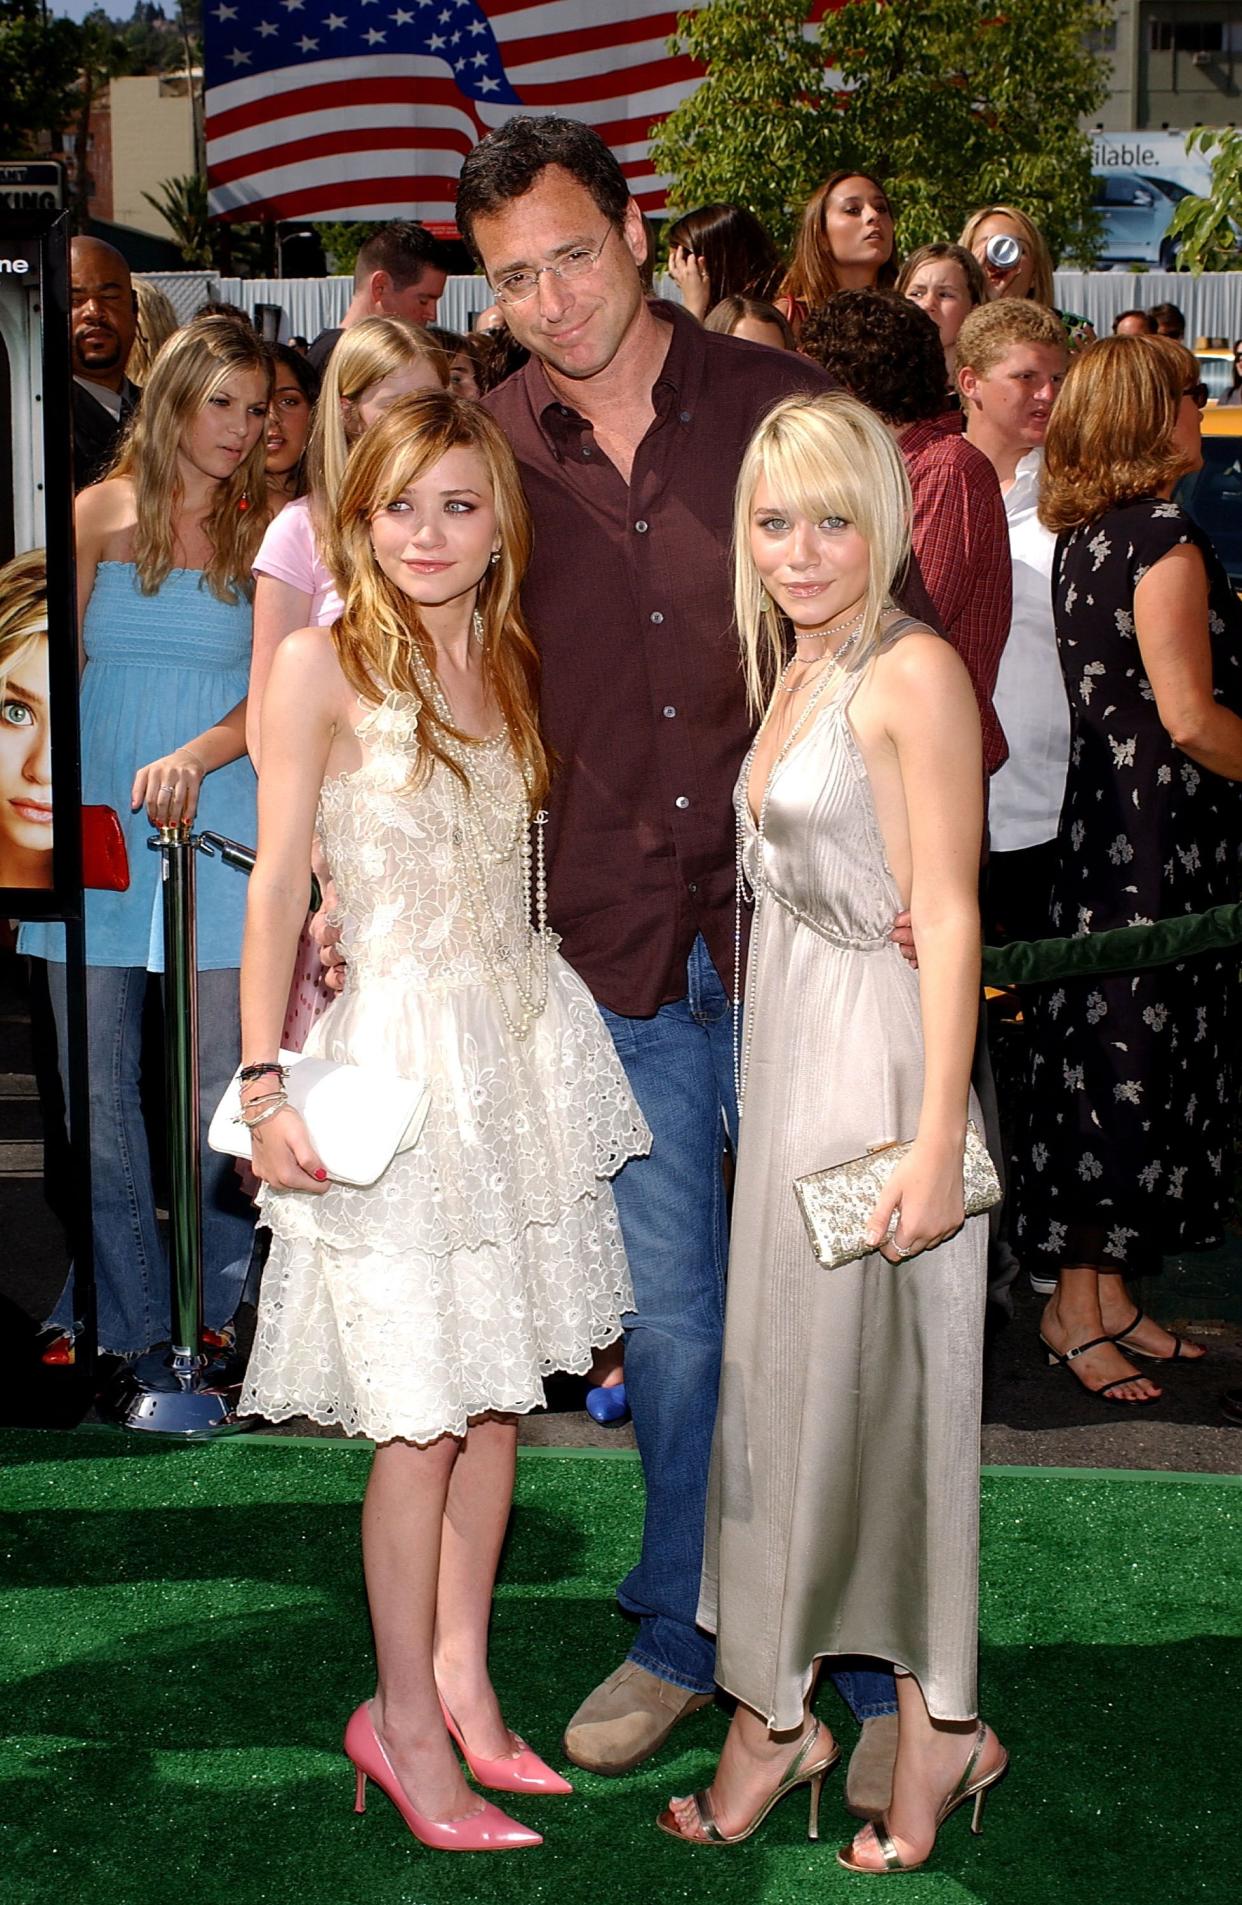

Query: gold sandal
[836,1721,1007,1874]
[657,1721,840,1845]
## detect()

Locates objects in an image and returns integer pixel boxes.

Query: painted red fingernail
[313,1168,328,1182]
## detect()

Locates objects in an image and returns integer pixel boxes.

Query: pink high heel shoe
[344,1703,542,1851]
[438,1692,573,1796]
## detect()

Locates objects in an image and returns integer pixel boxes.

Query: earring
[490,550,500,565]
[472,608,485,645]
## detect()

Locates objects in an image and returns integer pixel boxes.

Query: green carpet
[1,1430,1240,1905]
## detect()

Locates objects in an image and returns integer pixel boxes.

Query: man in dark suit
[70,237,140,491]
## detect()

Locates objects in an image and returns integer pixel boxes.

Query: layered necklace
[406,614,552,1041]
[733,600,870,1107]
[780,604,867,692]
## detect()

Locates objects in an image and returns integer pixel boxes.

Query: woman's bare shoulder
[75,476,136,533]
[872,623,978,734]
[271,623,346,683]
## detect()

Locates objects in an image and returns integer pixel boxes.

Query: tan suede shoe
[563,1663,715,1775]
[844,1712,898,1820]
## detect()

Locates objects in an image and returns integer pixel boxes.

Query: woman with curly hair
[1011,335,1242,1402]
[21,315,273,1361]
[239,390,647,1850]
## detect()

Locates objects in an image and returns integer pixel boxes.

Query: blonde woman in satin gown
[659,392,1007,1873]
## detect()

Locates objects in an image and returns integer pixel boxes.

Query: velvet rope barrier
[983,901,1242,988]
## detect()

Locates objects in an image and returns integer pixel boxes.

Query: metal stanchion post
[99,822,251,1437]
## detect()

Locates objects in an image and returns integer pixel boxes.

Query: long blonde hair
[128,280,180,385]
[110,315,273,601]
[733,391,912,717]
[306,316,448,552]
[332,391,549,807]
[959,205,1055,308]
[0,547,48,681]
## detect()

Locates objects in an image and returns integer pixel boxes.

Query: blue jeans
[45,962,255,1355]
[601,936,896,1721]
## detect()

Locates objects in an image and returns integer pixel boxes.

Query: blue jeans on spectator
[44,962,254,1355]
[600,935,896,1722]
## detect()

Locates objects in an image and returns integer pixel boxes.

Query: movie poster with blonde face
[0,214,73,908]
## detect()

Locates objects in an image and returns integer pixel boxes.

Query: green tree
[650,0,1110,262]
[0,0,82,155]
[317,221,384,276]
[73,9,129,224]
[143,171,211,264]
[1165,128,1242,273]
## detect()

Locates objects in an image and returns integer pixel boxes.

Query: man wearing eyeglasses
[69,237,140,492]
[453,116,927,1812]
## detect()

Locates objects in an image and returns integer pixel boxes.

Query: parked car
[1176,405,1242,593]
[1091,169,1192,268]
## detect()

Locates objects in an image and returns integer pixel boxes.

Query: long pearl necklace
[405,632,552,1041]
[733,632,860,1108]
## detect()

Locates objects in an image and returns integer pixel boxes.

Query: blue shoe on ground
[585,1382,630,1425]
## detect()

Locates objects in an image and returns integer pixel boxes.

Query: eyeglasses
[1184,382,1209,409]
[490,228,615,306]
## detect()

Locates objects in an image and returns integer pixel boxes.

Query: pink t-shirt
[253,495,343,624]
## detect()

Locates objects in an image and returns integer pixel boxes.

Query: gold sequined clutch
[793,1123,1000,1269]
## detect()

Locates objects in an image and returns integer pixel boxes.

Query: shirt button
[635,519,649,534]
[675,795,690,809]
[688,881,698,894]
[680,410,691,423]
[582,446,592,458]
[663,705,676,718]
[650,610,664,624]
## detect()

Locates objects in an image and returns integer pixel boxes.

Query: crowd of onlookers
[4,114,1240,1879]
[1,151,1233,1436]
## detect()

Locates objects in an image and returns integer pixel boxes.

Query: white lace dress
[240,692,649,1444]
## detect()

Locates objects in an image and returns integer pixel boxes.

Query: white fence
[140,269,1242,349]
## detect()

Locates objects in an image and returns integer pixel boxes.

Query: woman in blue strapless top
[22,316,274,1358]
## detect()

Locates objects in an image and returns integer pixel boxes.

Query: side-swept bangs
[733,392,912,715]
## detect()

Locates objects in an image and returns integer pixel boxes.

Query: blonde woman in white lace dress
[237,391,648,1853]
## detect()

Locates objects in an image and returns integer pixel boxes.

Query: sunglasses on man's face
[1184,382,1209,409]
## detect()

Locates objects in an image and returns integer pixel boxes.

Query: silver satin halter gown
[699,621,987,1727]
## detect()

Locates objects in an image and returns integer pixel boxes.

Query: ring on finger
[892,1240,912,1259]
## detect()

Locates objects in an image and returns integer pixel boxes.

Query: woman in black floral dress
[1011,335,1242,1404]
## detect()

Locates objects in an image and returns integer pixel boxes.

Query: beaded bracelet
[239,1061,287,1085]
[235,1093,290,1130]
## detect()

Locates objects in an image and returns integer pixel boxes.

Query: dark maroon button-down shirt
[486,302,933,1018]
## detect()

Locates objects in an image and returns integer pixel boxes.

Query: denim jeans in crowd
[600,934,896,1722]
[45,962,254,1355]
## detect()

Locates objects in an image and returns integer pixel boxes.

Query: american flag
[204,0,709,229]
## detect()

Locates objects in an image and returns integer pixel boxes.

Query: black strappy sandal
[1039,1332,1160,1405]
[1108,1307,1203,1364]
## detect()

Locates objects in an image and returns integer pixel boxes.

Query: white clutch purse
[208,1050,432,1188]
